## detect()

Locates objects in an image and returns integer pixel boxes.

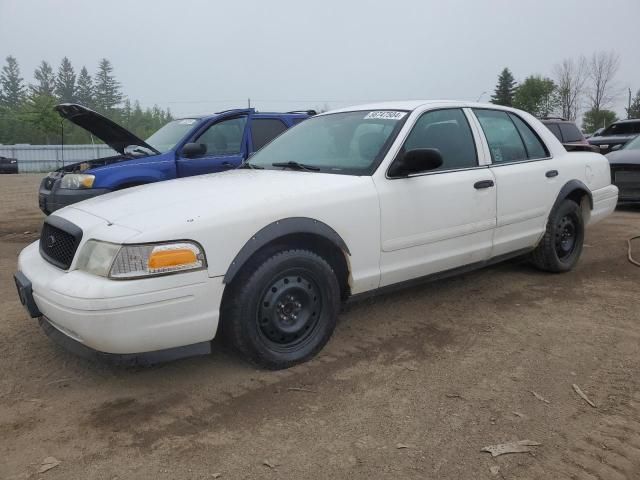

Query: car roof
[540,118,576,124]
[611,118,640,124]
[176,110,309,121]
[323,100,520,115]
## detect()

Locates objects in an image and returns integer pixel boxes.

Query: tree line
[490,51,640,133]
[0,56,173,145]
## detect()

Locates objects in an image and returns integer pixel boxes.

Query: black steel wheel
[222,249,340,369]
[257,273,323,352]
[555,214,578,260]
[531,199,584,273]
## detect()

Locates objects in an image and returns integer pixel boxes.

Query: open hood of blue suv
[55,103,160,155]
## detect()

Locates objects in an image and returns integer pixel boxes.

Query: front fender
[223,217,351,284]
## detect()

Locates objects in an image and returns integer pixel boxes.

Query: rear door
[472,109,559,257]
[176,111,252,177]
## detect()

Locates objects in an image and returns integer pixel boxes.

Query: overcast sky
[1,0,638,118]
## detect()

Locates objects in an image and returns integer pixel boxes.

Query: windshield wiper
[272,161,320,171]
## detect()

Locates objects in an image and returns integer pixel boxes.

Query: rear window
[559,123,584,143]
[602,121,640,136]
[544,123,563,141]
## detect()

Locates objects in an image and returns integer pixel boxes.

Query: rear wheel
[222,249,340,369]
[531,199,584,272]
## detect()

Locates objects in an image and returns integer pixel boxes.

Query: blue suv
[39,104,312,214]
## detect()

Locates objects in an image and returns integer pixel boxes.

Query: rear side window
[509,114,548,159]
[251,118,288,151]
[545,123,563,142]
[602,121,640,135]
[559,123,584,143]
[401,108,477,171]
[474,109,527,163]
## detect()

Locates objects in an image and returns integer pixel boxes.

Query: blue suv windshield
[146,118,199,153]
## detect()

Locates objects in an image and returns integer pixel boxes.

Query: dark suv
[540,118,589,145]
[588,119,640,154]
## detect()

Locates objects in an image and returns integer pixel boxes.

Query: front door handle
[474,180,495,189]
[546,170,559,178]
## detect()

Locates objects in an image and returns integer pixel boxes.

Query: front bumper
[39,176,110,214]
[17,241,225,356]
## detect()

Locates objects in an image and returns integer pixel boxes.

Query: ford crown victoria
[15,101,618,368]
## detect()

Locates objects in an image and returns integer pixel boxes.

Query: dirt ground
[1,174,639,480]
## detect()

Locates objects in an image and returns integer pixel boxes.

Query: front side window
[400,108,477,171]
[474,109,528,163]
[195,116,247,156]
[249,110,407,174]
[251,118,288,151]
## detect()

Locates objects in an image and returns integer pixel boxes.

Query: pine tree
[30,60,56,97]
[55,57,76,103]
[93,58,123,113]
[490,68,517,107]
[0,55,26,108]
[627,89,640,119]
[75,66,94,108]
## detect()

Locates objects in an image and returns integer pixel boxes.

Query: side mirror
[181,142,207,157]
[388,148,443,177]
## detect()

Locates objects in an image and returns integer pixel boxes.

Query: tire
[222,249,340,369]
[531,199,584,273]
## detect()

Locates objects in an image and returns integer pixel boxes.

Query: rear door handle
[474,180,495,189]
[546,170,558,178]
[221,161,233,168]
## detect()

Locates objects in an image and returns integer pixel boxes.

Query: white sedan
[15,101,618,368]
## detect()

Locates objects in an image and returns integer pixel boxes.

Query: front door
[176,114,251,177]
[375,108,497,287]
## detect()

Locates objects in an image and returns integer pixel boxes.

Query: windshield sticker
[364,111,407,120]
[179,119,196,125]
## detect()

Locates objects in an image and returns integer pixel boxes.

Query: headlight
[76,240,206,279]
[61,173,95,189]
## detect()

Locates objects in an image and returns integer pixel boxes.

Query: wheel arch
[223,217,352,299]
[553,179,593,211]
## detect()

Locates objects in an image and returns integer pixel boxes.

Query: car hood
[67,169,372,233]
[606,149,640,165]
[55,103,160,155]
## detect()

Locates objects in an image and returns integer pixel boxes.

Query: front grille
[612,167,640,199]
[39,217,83,270]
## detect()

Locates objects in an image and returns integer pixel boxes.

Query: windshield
[623,135,640,150]
[601,121,640,136]
[248,110,408,174]
[146,118,200,153]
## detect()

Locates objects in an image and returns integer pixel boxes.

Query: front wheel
[531,199,584,272]
[222,249,340,369]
